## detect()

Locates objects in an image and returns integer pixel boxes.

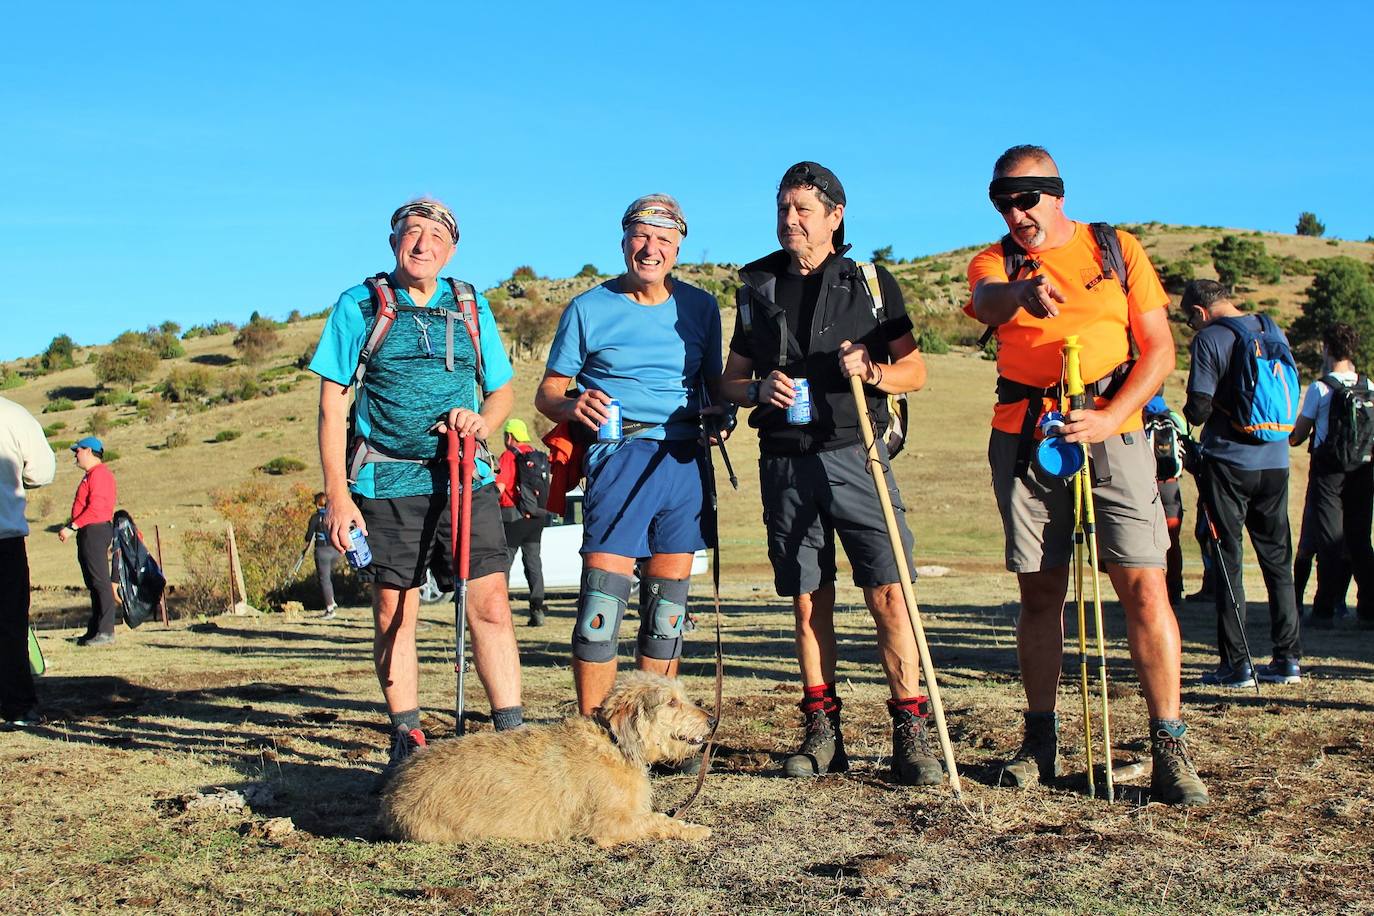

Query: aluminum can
[345,525,373,569]
[598,398,623,441]
[786,379,812,426]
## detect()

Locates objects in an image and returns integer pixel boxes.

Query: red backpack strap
[356,273,400,386]
[445,278,485,391]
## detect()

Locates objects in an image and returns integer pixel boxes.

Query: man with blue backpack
[1181,280,1302,688]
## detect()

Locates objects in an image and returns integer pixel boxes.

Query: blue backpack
[1214,315,1299,442]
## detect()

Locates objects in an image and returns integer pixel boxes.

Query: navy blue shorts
[582,438,712,558]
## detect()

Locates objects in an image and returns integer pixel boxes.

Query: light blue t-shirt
[545,278,722,439]
[309,277,513,498]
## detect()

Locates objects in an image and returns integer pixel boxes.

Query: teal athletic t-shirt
[545,278,722,440]
[309,277,513,499]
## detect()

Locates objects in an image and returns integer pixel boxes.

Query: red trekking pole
[447,430,476,735]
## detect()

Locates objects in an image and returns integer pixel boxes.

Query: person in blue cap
[58,437,119,646]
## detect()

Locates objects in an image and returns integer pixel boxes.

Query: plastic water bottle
[345,526,373,568]
[787,379,812,426]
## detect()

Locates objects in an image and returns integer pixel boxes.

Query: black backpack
[513,447,551,518]
[1144,410,1184,480]
[111,509,166,628]
[1314,374,1374,472]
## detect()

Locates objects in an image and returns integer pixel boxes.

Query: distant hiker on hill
[495,418,548,627]
[967,145,1206,805]
[303,492,342,619]
[1181,279,1302,686]
[309,197,523,785]
[719,162,940,787]
[535,193,721,720]
[1288,322,1374,630]
[0,396,56,728]
[59,437,119,648]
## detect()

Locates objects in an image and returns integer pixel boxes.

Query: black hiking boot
[889,701,944,786]
[527,605,546,627]
[998,711,1062,788]
[1150,722,1209,806]
[782,704,848,777]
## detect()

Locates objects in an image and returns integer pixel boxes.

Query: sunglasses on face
[991,191,1042,214]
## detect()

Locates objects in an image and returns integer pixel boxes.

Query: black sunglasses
[991,191,1042,214]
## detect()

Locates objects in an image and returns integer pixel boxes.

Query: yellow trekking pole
[1063,335,1114,801]
[849,375,962,799]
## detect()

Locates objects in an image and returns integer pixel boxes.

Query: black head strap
[989,176,1064,199]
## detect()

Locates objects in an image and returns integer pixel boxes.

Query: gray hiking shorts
[760,441,916,596]
[989,428,1167,573]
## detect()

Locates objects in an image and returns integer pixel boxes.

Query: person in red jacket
[496,419,547,626]
[57,437,118,646]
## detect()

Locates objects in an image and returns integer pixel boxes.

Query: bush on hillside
[92,389,137,407]
[233,319,280,365]
[213,429,241,442]
[296,341,317,370]
[164,428,190,450]
[1296,212,1326,237]
[1211,235,1280,288]
[137,395,171,424]
[1289,257,1374,372]
[160,366,212,403]
[42,422,66,436]
[871,245,895,266]
[218,369,259,403]
[0,369,22,390]
[86,410,111,436]
[40,335,77,373]
[260,456,306,475]
[182,320,238,340]
[1156,259,1195,294]
[915,327,950,354]
[511,265,537,281]
[95,342,159,390]
[43,398,75,413]
[577,263,600,278]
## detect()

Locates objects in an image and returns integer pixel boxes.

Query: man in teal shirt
[311,198,522,784]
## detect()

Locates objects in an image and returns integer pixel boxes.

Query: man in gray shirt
[0,396,57,727]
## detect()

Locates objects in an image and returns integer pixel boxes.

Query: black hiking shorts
[356,484,508,590]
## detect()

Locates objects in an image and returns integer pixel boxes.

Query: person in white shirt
[1289,322,1374,630]
[0,395,57,727]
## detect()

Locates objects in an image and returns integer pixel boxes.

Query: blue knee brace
[572,567,633,663]
[638,576,691,661]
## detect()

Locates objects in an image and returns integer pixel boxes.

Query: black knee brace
[572,567,633,663]
[637,576,691,661]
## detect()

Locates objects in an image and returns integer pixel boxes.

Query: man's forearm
[318,399,350,498]
[971,280,1029,327]
[479,385,514,441]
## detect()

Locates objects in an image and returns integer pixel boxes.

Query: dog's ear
[599,686,648,766]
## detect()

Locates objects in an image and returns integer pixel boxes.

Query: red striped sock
[886,695,929,716]
[801,683,839,714]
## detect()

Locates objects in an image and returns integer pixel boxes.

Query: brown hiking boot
[782,704,848,777]
[1150,723,1209,806]
[998,712,1062,788]
[889,702,944,786]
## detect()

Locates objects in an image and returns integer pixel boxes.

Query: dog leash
[668,441,726,819]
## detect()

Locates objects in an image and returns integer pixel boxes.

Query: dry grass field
[4,234,1374,914]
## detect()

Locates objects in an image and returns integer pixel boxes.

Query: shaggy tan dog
[378,672,714,846]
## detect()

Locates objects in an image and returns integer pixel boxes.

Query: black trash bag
[111,509,166,628]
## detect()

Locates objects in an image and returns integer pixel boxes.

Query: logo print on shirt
[1082,268,1105,290]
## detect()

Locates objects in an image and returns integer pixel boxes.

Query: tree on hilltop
[234,319,280,366]
[1295,212,1326,237]
[577,264,600,278]
[40,334,76,372]
[1211,234,1280,288]
[872,245,894,266]
[1288,257,1374,372]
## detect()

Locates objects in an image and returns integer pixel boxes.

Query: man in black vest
[720,161,940,785]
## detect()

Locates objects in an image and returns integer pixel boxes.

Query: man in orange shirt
[966,145,1207,805]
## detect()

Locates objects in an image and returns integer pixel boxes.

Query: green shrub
[43,398,75,413]
[511,265,538,281]
[1289,257,1374,372]
[1259,297,1280,306]
[260,456,306,475]
[1156,259,1195,294]
[213,429,241,443]
[164,428,190,450]
[102,449,120,462]
[233,319,280,365]
[577,263,600,278]
[86,410,112,436]
[40,335,76,373]
[0,369,23,390]
[50,440,74,451]
[92,389,137,407]
[137,396,171,424]
[1295,212,1326,237]
[915,327,950,354]
[94,342,159,390]
[1211,234,1280,287]
[161,366,213,403]
[42,422,66,437]
[1327,239,1340,247]
[218,369,259,403]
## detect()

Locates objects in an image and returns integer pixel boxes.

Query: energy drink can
[345,526,373,569]
[599,398,623,441]
[787,379,812,426]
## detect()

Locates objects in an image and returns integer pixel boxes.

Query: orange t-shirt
[964,222,1169,435]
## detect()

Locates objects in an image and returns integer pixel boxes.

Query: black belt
[997,362,1133,484]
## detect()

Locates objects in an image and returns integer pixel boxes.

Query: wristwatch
[746,380,761,406]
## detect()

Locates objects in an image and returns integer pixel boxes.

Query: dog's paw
[678,822,711,843]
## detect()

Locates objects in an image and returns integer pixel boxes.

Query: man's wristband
[745,380,761,407]
[65,524,77,533]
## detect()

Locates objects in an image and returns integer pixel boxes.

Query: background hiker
[1288,322,1374,631]
[967,145,1207,805]
[309,197,523,784]
[59,436,119,648]
[495,418,549,627]
[535,193,721,718]
[1180,279,1302,686]
[0,396,56,728]
[719,162,941,786]
[304,491,342,619]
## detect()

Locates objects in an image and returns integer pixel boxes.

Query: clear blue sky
[3,1,1370,361]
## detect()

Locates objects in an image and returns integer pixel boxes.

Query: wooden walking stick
[848,374,962,799]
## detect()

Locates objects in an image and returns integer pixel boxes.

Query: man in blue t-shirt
[535,194,722,717]
[1181,280,1301,688]
[310,198,523,784]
